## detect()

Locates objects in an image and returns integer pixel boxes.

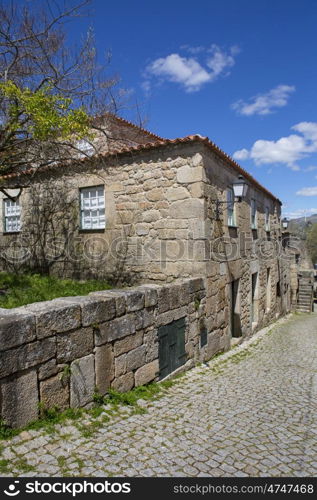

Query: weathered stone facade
[0,122,312,427]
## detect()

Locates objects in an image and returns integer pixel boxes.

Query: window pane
[4,199,21,232]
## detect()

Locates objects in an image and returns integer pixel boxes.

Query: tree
[0,180,79,275]
[0,0,123,195]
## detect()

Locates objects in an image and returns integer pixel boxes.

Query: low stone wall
[0,278,212,428]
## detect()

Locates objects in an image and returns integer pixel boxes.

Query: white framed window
[227,188,236,226]
[251,198,257,229]
[265,206,270,232]
[80,185,105,230]
[75,139,94,158]
[4,198,21,233]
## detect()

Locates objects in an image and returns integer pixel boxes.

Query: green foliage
[92,388,105,406]
[0,459,9,473]
[61,365,72,382]
[0,418,19,440]
[107,383,162,407]
[0,80,91,142]
[0,272,112,308]
[14,458,35,473]
[194,296,201,311]
[0,375,184,441]
[306,223,317,264]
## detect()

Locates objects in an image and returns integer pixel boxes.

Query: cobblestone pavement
[1,312,317,477]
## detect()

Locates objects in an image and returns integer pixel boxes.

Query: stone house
[0,116,302,339]
[0,115,310,426]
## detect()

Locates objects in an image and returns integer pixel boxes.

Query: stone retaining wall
[0,278,210,428]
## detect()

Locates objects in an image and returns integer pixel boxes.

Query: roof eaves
[0,134,281,204]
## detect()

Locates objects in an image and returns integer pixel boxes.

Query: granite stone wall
[0,277,210,428]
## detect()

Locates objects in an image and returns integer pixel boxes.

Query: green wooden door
[158,317,186,379]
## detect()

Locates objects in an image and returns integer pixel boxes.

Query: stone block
[169,284,183,309]
[157,286,170,313]
[191,152,203,167]
[38,358,60,381]
[1,370,39,427]
[70,354,95,408]
[0,337,56,378]
[89,290,126,316]
[125,290,145,312]
[95,345,114,395]
[189,278,205,294]
[115,354,126,378]
[135,223,150,236]
[205,331,221,360]
[126,345,147,372]
[139,285,159,308]
[135,360,159,386]
[114,331,144,357]
[146,188,163,202]
[165,186,189,201]
[111,372,134,393]
[143,210,161,223]
[95,314,136,346]
[57,327,94,363]
[0,309,36,350]
[178,281,191,306]
[105,291,126,317]
[25,300,81,339]
[40,374,69,410]
[142,308,155,328]
[144,329,159,362]
[157,309,174,326]
[81,296,116,327]
[169,199,205,219]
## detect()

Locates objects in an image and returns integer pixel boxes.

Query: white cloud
[206,44,236,78]
[296,187,317,196]
[143,45,239,93]
[232,85,295,116]
[180,45,206,54]
[233,121,317,170]
[232,148,249,161]
[292,122,317,144]
[283,207,317,218]
[305,165,317,172]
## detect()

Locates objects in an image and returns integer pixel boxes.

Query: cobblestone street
[1,312,317,477]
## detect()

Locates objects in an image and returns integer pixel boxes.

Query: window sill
[3,231,21,235]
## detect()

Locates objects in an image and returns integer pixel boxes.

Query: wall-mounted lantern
[215,175,248,220]
[232,174,249,201]
[282,217,289,230]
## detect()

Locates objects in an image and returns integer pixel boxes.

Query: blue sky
[71,0,317,218]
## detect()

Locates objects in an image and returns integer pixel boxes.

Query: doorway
[251,272,258,324]
[158,318,186,379]
[231,279,242,337]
